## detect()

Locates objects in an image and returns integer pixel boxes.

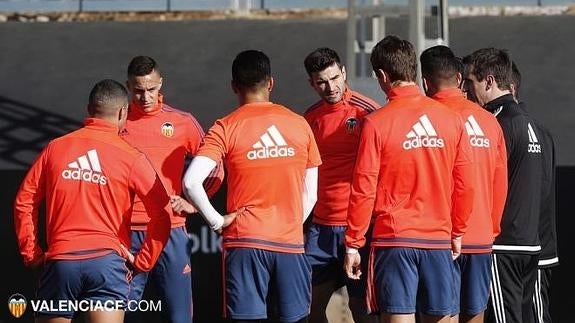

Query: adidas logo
[464,115,490,148]
[61,149,107,185]
[247,125,295,160]
[527,123,542,154]
[402,114,445,150]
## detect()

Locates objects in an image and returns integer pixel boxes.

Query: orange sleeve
[186,114,206,156]
[197,119,227,163]
[491,129,508,238]
[345,118,380,249]
[13,149,47,267]
[451,119,475,238]
[306,123,322,168]
[130,155,172,272]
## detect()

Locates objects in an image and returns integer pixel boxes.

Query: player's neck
[238,91,270,105]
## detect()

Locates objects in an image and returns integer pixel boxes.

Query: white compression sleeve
[182,156,224,230]
[302,167,318,222]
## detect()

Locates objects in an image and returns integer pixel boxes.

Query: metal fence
[0,0,571,13]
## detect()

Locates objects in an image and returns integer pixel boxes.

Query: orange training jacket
[432,88,508,253]
[121,94,224,229]
[345,85,474,250]
[304,89,379,226]
[198,102,322,253]
[14,118,171,272]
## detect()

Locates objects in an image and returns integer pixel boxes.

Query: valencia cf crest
[8,293,27,318]
[345,117,359,133]
[161,122,175,138]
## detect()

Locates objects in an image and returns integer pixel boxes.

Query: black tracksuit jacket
[484,94,547,255]
[517,103,559,268]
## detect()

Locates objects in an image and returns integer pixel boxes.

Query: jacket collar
[484,93,515,114]
[431,88,464,100]
[387,85,421,101]
[83,118,119,133]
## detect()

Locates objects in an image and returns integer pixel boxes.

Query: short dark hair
[420,45,460,87]
[370,35,417,83]
[304,47,342,76]
[88,79,128,117]
[455,57,464,75]
[467,48,513,91]
[511,61,522,98]
[127,56,161,77]
[232,50,271,91]
[461,54,472,76]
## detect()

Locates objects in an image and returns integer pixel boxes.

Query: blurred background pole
[440,0,449,45]
[231,0,252,13]
[346,0,357,78]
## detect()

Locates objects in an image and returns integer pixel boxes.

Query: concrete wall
[1,16,574,168]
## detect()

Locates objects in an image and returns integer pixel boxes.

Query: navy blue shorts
[36,252,130,318]
[304,223,371,299]
[127,227,192,323]
[223,248,311,322]
[453,253,492,315]
[369,247,456,316]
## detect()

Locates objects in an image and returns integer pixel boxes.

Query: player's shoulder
[161,103,198,121]
[275,103,309,122]
[161,103,204,133]
[303,100,324,117]
[56,128,145,164]
[348,89,380,112]
[421,95,461,118]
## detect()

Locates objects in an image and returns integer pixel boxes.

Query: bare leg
[85,310,125,323]
[381,313,415,323]
[421,314,451,323]
[36,316,72,323]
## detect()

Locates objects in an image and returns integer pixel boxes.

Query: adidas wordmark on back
[402,114,445,150]
[465,115,490,148]
[247,125,295,160]
[61,149,107,185]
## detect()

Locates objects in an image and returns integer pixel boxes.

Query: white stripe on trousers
[532,269,544,323]
[490,254,507,323]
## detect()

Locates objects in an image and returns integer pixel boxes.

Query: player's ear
[119,104,128,122]
[378,69,391,84]
[485,74,495,91]
[422,76,429,93]
[456,72,462,87]
[341,65,347,81]
[267,77,274,92]
[158,77,163,91]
